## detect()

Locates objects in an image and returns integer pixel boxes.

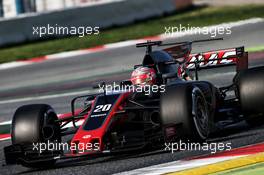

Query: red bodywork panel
[69,92,130,156]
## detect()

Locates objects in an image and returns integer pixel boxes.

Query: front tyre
[11,104,61,167]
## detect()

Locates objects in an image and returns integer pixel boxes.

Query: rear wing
[184,47,248,72]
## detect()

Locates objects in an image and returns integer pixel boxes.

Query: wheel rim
[42,109,60,142]
[192,87,209,140]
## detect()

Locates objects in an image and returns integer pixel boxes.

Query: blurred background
[0,1,264,174]
[1,0,264,18]
[0,0,263,100]
[0,0,128,17]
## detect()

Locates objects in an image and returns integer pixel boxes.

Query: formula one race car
[4,38,264,167]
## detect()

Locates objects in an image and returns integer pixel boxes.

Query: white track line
[0,61,32,70]
[0,89,96,105]
[0,117,84,141]
[0,121,11,125]
[0,136,10,141]
[0,114,84,126]
[116,156,244,175]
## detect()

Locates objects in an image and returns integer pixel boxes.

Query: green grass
[0,124,10,135]
[0,5,264,63]
[212,162,264,175]
[247,45,264,53]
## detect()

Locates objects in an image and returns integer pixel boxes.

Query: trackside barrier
[0,0,192,47]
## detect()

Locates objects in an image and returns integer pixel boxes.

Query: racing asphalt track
[0,20,264,174]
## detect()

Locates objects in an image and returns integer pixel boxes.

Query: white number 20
[94,104,112,113]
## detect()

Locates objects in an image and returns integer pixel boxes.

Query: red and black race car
[4,38,264,167]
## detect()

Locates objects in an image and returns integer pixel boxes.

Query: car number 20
[93,104,112,113]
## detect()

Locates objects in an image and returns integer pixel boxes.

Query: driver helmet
[131,66,156,86]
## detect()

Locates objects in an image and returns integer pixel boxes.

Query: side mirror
[71,95,96,116]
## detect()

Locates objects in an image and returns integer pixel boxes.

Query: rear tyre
[11,104,61,167]
[160,83,211,142]
[235,66,264,126]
